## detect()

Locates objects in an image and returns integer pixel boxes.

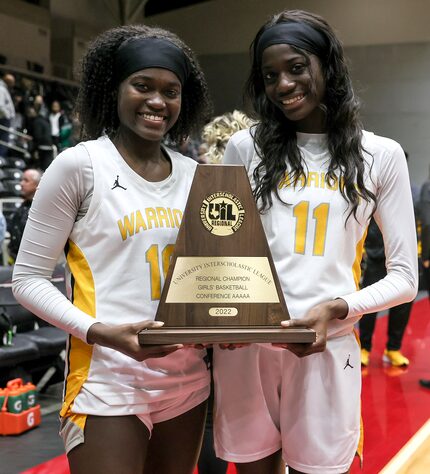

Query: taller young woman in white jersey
[12,25,212,474]
[213,10,418,474]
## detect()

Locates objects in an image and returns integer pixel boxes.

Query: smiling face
[261,43,326,133]
[116,67,182,145]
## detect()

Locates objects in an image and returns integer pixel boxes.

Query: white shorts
[60,385,209,454]
[213,333,362,474]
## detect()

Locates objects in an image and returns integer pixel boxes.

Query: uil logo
[200,192,245,236]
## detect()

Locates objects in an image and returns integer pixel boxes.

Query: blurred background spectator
[0,72,15,156]
[49,100,63,148]
[27,105,53,170]
[201,110,255,164]
[33,94,48,118]
[8,168,42,262]
[420,165,430,300]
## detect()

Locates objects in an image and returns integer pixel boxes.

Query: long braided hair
[75,24,211,144]
[246,10,375,220]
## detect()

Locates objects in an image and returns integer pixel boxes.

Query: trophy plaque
[138,164,316,345]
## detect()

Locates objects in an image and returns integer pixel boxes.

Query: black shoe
[419,379,430,389]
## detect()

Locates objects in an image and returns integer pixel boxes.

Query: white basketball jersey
[61,137,210,417]
[223,129,417,339]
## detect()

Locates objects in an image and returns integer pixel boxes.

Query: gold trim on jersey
[68,412,87,431]
[352,229,368,289]
[352,328,364,465]
[60,239,96,418]
[357,403,364,465]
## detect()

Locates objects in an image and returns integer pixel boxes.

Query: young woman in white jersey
[12,25,212,474]
[213,10,418,474]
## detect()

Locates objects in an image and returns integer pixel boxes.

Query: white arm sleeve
[340,144,418,317]
[12,146,96,342]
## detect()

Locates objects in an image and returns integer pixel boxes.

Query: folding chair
[0,266,67,390]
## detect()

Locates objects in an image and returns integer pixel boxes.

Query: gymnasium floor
[1,294,429,474]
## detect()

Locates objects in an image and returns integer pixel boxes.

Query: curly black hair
[246,10,375,220]
[75,24,212,143]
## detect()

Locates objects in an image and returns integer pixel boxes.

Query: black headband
[255,22,328,64]
[114,37,191,86]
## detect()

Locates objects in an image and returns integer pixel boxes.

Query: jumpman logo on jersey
[344,354,354,370]
[111,175,127,190]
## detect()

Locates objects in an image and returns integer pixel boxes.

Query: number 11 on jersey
[293,201,330,256]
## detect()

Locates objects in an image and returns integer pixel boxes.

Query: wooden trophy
[138,164,316,345]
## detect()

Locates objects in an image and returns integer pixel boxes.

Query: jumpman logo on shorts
[111,175,127,190]
[344,354,354,370]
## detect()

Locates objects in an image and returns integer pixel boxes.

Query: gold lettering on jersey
[325,174,338,191]
[297,174,306,187]
[117,214,134,240]
[117,207,183,241]
[167,208,175,227]
[307,171,319,188]
[173,209,182,228]
[156,207,170,228]
[278,172,345,191]
[146,208,159,229]
[135,210,147,233]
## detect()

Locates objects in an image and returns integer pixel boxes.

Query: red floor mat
[20,454,237,474]
[351,297,430,473]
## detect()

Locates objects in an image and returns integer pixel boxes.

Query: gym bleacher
[0,71,74,393]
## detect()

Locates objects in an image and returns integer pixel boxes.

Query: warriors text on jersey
[12,136,210,417]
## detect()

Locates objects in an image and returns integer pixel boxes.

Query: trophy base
[138,326,316,345]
